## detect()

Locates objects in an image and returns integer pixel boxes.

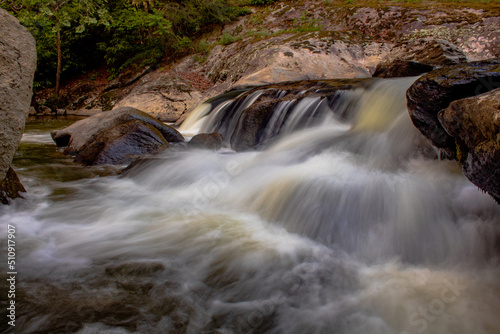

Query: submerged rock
[188,133,225,150]
[439,88,500,202]
[51,107,184,165]
[0,9,37,203]
[406,59,500,158]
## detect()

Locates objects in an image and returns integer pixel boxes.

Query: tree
[3,0,111,98]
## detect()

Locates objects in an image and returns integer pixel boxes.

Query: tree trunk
[55,29,62,98]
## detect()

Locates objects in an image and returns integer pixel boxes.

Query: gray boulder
[51,107,184,165]
[0,9,37,203]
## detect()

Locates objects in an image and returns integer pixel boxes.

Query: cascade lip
[229,77,376,97]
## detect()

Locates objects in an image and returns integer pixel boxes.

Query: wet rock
[406,59,500,158]
[438,88,500,202]
[0,9,37,203]
[209,79,373,151]
[73,120,170,166]
[51,107,184,165]
[189,133,224,150]
[0,167,26,204]
[372,60,434,78]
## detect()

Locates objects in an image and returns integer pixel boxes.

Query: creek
[1,78,500,334]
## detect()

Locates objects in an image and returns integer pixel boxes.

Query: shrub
[249,0,277,5]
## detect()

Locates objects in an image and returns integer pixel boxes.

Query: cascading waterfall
[1,78,500,334]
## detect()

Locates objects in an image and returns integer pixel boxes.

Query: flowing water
[1,78,500,334]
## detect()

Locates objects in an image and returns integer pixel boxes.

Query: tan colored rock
[383,38,467,67]
[205,32,391,88]
[0,9,36,202]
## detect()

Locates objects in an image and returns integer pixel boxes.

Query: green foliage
[2,0,248,90]
[2,0,111,89]
[248,0,277,5]
[218,31,243,45]
[97,3,173,75]
[292,10,322,32]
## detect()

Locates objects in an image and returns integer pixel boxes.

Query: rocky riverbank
[32,1,500,122]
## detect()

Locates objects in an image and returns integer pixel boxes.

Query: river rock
[0,9,37,203]
[51,107,184,165]
[373,38,467,78]
[372,60,434,78]
[406,59,500,158]
[386,38,468,67]
[188,133,224,150]
[0,167,26,204]
[438,88,500,202]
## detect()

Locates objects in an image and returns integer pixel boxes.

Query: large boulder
[51,107,184,165]
[406,59,500,158]
[0,9,37,203]
[438,88,500,202]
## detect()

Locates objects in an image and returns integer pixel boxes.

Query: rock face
[406,59,500,158]
[112,71,209,122]
[51,107,184,165]
[438,88,500,202]
[205,32,390,88]
[384,38,468,67]
[0,9,37,203]
[373,38,467,78]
